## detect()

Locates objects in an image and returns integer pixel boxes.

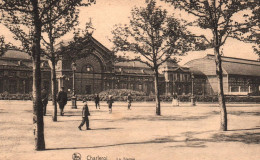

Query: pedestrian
[41,88,49,116]
[107,95,114,113]
[57,86,68,116]
[172,92,179,106]
[127,93,132,110]
[78,99,91,130]
[94,94,100,109]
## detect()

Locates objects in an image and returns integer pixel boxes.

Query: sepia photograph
[0,0,259,160]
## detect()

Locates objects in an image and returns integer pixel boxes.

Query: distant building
[0,38,259,97]
[0,50,50,94]
[185,54,260,95]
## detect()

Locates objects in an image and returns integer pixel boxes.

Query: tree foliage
[0,36,11,56]
[111,0,200,115]
[40,1,95,121]
[0,0,95,150]
[58,22,96,62]
[164,0,259,130]
[112,1,202,69]
[164,0,259,54]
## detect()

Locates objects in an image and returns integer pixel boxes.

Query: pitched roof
[222,61,260,76]
[2,50,31,60]
[115,61,150,68]
[185,54,260,77]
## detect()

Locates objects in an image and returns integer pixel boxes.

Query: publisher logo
[72,152,81,160]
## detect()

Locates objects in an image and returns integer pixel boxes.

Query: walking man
[78,99,91,130]
[107,95,114,113]
[94,94,100,109]
[57,86,68,116]
[41,88,49,116]
[127,93,132,110]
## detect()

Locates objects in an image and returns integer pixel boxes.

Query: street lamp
[71,62,77,109]
[191,73,196,106]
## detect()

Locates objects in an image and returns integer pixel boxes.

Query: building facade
[1,38,260,97]
[0,50,51,95]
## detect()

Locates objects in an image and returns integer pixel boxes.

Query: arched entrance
[75,53,104,94]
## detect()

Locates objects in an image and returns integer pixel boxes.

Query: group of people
[41,86,68,116]
[78,93,132,131]
[41,86,133,131]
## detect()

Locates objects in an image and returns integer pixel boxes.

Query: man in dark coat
[127,93,132,110]
[78,99,91,130]
[57,87,67,116]
[41,88,49,116]
[94,94,100,109]
[107,95,114,113]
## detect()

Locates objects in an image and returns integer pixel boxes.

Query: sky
[0,0,258,64]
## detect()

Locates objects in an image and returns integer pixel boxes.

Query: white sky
[0,0,258,64]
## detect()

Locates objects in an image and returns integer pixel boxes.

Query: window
[9,71,16,77]
[9,80,17,94]
[82,64,93,73]
[0,71,3,77]
[180,74,183,81]
[230,86,239,92]
[0,79,3,93]
[123,83,128,89]
[18,80,24,93]
[86,65,93,72]
[20,72,26,77]
[177,73,180,81]
[138,84,142,90]
[184,74,189,82]
[240,85,248,92]
[25,80,30,94]
[173,73,176,81]
[130,84,134,90]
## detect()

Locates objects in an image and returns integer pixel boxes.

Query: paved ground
[0,100,259,160]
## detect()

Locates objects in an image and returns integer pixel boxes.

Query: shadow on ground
[117,115,211,122]
[169,129,260,148]
[46,127,260,151]
[228,111,260,116]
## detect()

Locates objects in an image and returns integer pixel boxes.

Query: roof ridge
[206,54,260,63]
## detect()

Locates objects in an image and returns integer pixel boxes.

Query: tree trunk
[51,58,58,121]
[214,47,228,131]
[31,0,45,150]
[154,69,161,115]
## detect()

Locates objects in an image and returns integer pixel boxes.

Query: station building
[0,37,259,97]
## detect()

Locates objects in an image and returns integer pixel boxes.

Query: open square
[0,101,259,160]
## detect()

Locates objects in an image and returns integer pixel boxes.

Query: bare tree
[164,0,258,130]
[111,0,200,115]
[0,0,95,150]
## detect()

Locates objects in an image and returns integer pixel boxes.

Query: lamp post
[191,73,196,106]
[71,62,77,109]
